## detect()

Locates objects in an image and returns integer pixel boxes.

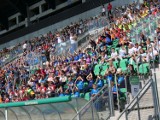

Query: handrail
[117,79,152,119]
[71,84,108,120]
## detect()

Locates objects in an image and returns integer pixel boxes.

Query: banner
[130,76,140,97]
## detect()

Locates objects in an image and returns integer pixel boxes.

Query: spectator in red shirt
[107,2,112,18]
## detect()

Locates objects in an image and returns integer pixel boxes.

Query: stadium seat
[120,88,127,93]
[84,82,88,87]
[94,64,101,75]
[100,63,108,76]
[119,60,127,72]
[113,61,119,69]
[84,92,90,101]
[138,63,149,74]
[80,93,84,98]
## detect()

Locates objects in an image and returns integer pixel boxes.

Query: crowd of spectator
[0,1,159,108]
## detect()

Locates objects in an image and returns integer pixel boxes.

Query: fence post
[5,108,8,120]
[108,80,115,116]
[115,74,120,112]
[151,79,158,120]
[75,98,80,120]
[91,101,94,120]
[125,110,128,120]
[151,44,160,119]
[136,96,141,120]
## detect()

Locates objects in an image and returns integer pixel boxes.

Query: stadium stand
[0,0,159,119]
[0,0,159,102]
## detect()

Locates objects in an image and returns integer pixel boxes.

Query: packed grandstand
[0,0,159,116]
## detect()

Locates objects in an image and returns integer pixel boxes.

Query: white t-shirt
[57,37,62,43]
[147,43,154,49]
[147,49,158,60]
[23,43,27,49]
[133,46,141,53]
[141,53,147,57]
[111,52,118,58]
[128,48,135,55]
[102,7,106,12]
[70,36,76,44]
[119,49,126,57]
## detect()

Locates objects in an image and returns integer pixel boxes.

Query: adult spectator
[102,5,106,16]
[70,32,78,54]
[107,2,112,19]
[22,41,28,52]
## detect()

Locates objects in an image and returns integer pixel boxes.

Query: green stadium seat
[84,82,88,87]
[138,63,149,74]
[143,48,147,51]
[129,58,137,69]
[119,59,127,72]
[113,61,119,68]
[100,64,108,76]
[94,64,101,75]
[80,93,84,98]
[103,79,107,84]
[84,92,90,101]
[120,88,127,93]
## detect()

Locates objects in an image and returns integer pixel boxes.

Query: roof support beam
[6,0,27,17]
[45,0,56,9]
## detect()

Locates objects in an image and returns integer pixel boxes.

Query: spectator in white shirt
[128,44,135,56]
[56,33,62,44]
[22,41,28,52]
[119,45,126,59]
[102,5,106,16]
[69,33,78,54]
[111,48,118,59]
[134,43,141,53]
[146,48,158,62]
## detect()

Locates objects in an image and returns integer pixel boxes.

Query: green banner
[0,96,71,108]
[129,76,140,85]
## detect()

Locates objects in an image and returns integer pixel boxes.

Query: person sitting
[74,76,84,93]
[84,73,95,93]
[106,60,116,74]
[95,75,104,88]
[90,84,99,98]
[116,68,125,88]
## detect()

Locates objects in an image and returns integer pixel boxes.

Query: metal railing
[71,84,113,120]
[117,78,160,120]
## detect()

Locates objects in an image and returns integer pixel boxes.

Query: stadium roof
[0,0,41,16]
[0,0,58,29]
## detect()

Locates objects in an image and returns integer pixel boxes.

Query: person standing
[22,41,28,52]
[107,2,112,18]
[102,5,106,16]
[70,32,77,54]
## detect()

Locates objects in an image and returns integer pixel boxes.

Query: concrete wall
[0,0,135,49]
